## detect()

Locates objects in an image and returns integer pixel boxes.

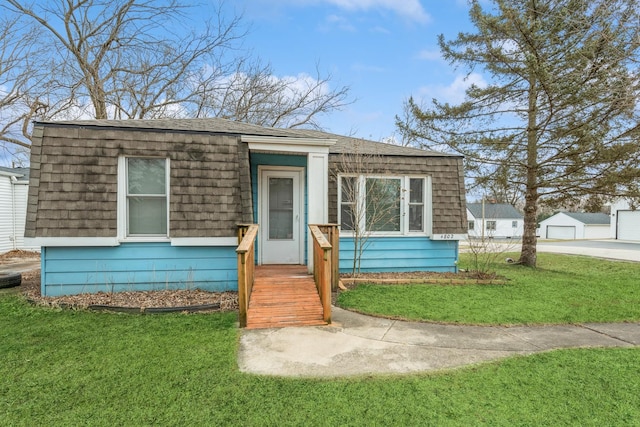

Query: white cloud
[267,0,431,23]
[319,14,356,32]
[416,49,442,61]
[417,73,487,105]
[326,0,431,23]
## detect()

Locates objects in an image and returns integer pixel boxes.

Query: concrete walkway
[238,307,640,377]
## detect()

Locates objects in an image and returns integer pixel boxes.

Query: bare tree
[4,0,245,121]
[0,14,44,163]
[192,60,351,129]
[0,0,352,159]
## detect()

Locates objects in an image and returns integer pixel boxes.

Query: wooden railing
[309,224,336,324]
[314,224,340,291]
[236,224,258,328]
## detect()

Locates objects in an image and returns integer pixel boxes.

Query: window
[340,176,357,231]
[365,177,401,232]
[486,220,496,231]
[339,175,430,235]
[468,220,475,230]
[512,220,518,228]
[125,158,168,236]
[409,178,424,232]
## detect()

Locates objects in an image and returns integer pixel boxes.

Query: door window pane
[269,177,294,240]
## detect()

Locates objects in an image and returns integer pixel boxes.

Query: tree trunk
[520,41,539,267]
[520,186,538,266]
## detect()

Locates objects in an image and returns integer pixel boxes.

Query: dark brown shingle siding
[328,154,467,235]
[26,126,244,238]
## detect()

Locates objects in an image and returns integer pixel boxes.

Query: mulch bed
[339,270,506,286]
[7,250,504,313]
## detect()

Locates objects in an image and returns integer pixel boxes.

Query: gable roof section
[35,118,459,158]
[561,212,610,225]
[0,166,29,182]
[467,203,523,220]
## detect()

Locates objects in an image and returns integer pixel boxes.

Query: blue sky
[230,0,481,142]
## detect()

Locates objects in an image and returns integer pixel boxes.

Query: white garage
[616,210,640,241]
[539,212,611,240]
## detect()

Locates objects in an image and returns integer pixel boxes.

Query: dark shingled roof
[467,203,523,219]
[35,117,458,158]
[562,212,610,225]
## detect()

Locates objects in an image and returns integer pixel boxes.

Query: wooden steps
[246,265,327,329]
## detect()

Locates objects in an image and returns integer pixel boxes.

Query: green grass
[1,295,640,425]
[337,253,640,324]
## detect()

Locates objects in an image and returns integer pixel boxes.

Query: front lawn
[1,295,640,425]
[337,253,640,324]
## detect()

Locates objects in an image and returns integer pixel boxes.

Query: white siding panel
[0,176,14,254]
[583,225,611,240]
[13,183,37,251]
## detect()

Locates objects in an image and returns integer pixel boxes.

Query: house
[25,118,468,296]
[538,212,611,240]
[466,203,523,239]
[0,166,38,254]
[610,199,640,241]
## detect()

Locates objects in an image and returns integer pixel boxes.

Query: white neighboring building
[610,199,640,241]
[0,167,38,254]
[466,203,524,239]
[538,212,610,240]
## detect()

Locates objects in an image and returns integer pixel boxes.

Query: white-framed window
[468,220,475,230]
[512,220,518,228]
[118,157,169,239]
[338,174,431,235]
[486,220,497,231]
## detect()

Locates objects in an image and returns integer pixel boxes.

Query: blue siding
[339,236,459,273]
[41,243,237,296]
[250,152,308,263]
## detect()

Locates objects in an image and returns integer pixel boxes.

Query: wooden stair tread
[246,265,327,329]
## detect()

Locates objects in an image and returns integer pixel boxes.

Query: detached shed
[0,167,37,254]
[538,212,610,240]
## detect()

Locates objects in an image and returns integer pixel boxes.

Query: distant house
[25,118,468,296]
[466,203,523,239]
[0,167,37,254]
[610,200,640,241]
[538,212,611,240]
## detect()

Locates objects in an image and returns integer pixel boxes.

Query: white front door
[259,168,304,264]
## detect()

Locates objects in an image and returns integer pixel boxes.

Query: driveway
[537,239,640,262]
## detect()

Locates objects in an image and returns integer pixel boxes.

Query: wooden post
[236,224,258,328]
[317,224,340,291]
[309,225,333,324]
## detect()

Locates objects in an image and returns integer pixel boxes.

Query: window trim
[338,174,431,237]
[117,156,170,242]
